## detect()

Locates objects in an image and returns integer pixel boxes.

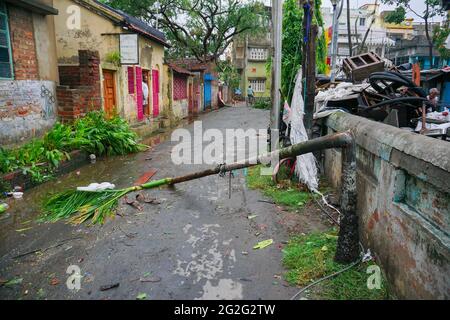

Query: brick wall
[59,66,81,87]
[57,50,102,122]
[0,80,57,145]
[7,5,39,80]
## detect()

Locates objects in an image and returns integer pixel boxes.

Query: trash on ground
[77,182,115,192]
[100,283,120,291]
[247,214,258,220]
[134,169,158,185]
[124,196,143,211]
[12,192,23,199]
[253,239,274,250]
[136,193,161,204]
[316,57,450,141]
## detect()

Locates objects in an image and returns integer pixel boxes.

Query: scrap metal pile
[314,52,449,141]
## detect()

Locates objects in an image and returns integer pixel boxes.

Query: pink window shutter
[128,67,135,94]
[135,67,144,121]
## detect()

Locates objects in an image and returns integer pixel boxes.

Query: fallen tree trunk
[42,131,359,262]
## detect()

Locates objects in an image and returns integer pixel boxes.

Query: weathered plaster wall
[32,10,59,82]
[323,112,450,299]
[0,3,58,146]
[53,0,166,123]
[173,99,189,119]
[0,80,57,146]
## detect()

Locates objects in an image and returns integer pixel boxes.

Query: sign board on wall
[120,34,139,65]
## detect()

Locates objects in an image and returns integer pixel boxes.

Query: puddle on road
[0,125,181,239]
[197,279,243,300]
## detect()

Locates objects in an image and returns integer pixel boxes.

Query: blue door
[204,73,212,109]
[441,81,450,109]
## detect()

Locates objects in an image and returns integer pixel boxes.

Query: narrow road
[0,106,329,300]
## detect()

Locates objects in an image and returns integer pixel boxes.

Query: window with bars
[249,79,266,93]
[0,2,12,79]
[249,47,268,61]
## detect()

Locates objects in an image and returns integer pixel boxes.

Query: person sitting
[427,88,440,112]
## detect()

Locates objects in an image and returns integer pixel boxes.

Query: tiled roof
[88,0,169,47]
[167,63,195,76]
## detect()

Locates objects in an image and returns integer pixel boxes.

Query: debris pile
[315,54,450,141]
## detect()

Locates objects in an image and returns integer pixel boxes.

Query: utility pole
[271,0,282,150]
[330,0,341,82]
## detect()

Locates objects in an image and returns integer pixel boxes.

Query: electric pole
[271,0,282,150]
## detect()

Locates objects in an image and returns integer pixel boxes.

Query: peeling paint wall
[0,80,57,146]
[53,0,166,124]
[324,113,450,299]
[0,2,58,146]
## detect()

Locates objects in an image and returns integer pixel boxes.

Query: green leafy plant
[216,59,241,90]
[246,165,310,209]
[283,230,390,300]
[0,112,145,183]
[267,0,328,104]
[105,51,121,66]
[252,98,272,110]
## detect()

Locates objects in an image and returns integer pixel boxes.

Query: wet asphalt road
[0,106,327,300]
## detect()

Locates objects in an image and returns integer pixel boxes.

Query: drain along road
[0,106,331,300]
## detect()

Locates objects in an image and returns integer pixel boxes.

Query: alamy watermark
[170,121,279,175]
[66,265,82,291]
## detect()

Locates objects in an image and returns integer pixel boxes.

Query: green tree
[279,0,327,103]
[382,0,445,68]
[103,0,267,62]
[216,59,240,90]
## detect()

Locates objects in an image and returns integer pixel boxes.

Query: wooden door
[152,69,160,118]
[102,70,116,118]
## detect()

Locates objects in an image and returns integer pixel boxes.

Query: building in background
[379,12,414,42]
[322,3,395,62]
[170,58,218,111]
[0,0,59,146]
[231,6,272,99]
[386,23,445,69]
[53,0,169,125]
[162,62,195,120]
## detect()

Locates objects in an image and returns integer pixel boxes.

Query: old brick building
[0,0,59,146]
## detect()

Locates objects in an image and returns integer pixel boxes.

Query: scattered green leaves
[3,277,23,287]
[136,292,147,300]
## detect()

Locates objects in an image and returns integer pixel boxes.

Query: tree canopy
[280,0,328,103]
[103,0,268,62]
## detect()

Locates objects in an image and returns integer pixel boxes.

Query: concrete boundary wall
[324,112,449,299]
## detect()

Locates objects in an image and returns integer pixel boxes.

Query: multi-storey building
[231,7,272,99]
